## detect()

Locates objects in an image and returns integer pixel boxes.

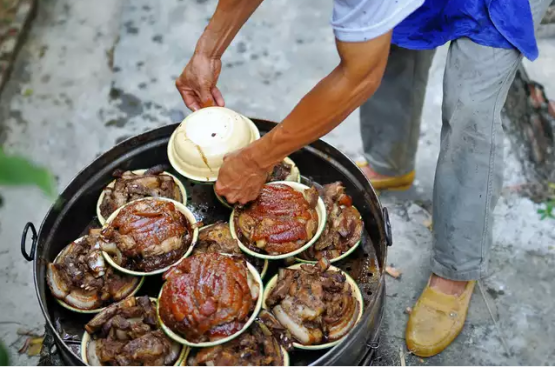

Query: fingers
[199,88,216,108]
[179,89,201,111]
[212,87,225,107]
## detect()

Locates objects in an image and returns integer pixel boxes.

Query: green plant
[0,147,56,197]
[0,339,9,366]
[538,199,555,220]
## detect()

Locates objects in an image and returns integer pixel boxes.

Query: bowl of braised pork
[157,253,264,348]
[81,296,187,366]
[46,230,144,313]
[96,165,187,225]
[262,259,363,350]
[181,313,291,366]
[295,182,363,263]
[99,197,198,276]
[229,181,327,260]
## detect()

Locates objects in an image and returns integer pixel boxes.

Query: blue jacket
[392,0,539,60]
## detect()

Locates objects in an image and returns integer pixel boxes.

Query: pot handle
[21,222,38,262]
[382,207,392,246]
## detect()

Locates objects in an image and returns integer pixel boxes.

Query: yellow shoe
[357,163,415,191]
[405,280,476,357]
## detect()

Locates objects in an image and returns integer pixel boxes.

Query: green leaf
[22,88,33,97]
[0,147,56,197]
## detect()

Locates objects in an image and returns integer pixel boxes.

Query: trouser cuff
[363,153,413,177]
[430,257,484,281]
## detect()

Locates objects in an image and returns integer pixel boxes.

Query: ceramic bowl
[179,341,290,366]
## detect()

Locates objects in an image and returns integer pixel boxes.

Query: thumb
[198,88,216,108]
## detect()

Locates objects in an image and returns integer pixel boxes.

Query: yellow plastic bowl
[50,236,144,313]
[167,107,260,183]
[96,169,187,226]
[80,297,187,366]
[262,263,364,350]
[229,182,327,260]
[157,256,263,348]
[101,197,199,277]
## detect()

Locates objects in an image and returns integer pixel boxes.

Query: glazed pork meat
[193,222,266,274]
[234,184,319,255]
[99,165,182,220]
[159,253,260,343]
[301,182,363,261]
[99,198,192,272]
[186,321,285,366]
[85,296,182,366]
[266,259,360,345]
[46,229,141,310]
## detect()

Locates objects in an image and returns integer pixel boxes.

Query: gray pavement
[0,0,554,365]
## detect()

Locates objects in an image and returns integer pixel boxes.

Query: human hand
[176,53,225,111]
[214,147,270,205]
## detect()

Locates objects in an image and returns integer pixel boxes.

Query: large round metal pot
[21,119,392,366]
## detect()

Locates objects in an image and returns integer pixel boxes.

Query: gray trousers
[360,0,551,281]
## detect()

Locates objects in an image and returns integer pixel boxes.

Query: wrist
[244,137,282,173]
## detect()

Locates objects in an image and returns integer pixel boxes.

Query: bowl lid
[168,107,260,182]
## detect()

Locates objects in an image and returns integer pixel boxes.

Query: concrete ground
[0,0,553,365]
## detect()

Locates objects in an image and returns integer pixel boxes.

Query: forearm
[195,0,264,58]
[247,33,392,170]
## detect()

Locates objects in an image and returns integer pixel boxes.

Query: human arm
[215,32,392,204]
[176,0,264,111]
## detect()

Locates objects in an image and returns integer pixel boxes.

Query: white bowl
[80,297,187,366]
[262,263,364,350]
[229,182,327,260]
[157,256,263,348]
[96,169,187,226]
[167,107,260,183]
[179,341,290,366]
[197,223,269,278]
[101,197,199,277]
[213,156,301,209]
[294,206,363,264]
[50,236,145,313]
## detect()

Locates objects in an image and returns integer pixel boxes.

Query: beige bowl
[80,298,187,366]
[229,182,327,260]
[157,256,263,348]
[49,236,144,314]
[168,107,260,183]
[101,197,199,277]
[96,169,187,226]
[262,263,364,350]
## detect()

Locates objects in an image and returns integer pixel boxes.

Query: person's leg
[407,0,552,357]
[359,45,435,189]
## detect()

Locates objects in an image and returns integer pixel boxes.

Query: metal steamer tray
[21,119,392,366]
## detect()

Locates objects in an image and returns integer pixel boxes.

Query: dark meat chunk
[267,161,293,182]
[187,323,284,366]
[300,182,363,261]
[159,253,259,343]
[86,296,182,366]
[234,184,319,255]
[99,166,182,219]
[99,198,193,272]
